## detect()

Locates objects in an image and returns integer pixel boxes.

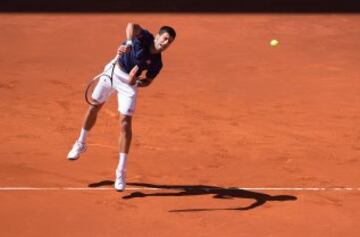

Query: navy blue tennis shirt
[118,29,163,79]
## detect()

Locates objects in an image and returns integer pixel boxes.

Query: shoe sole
[67,153,81,161]
[67,156,79,161]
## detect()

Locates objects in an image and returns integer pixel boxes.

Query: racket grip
[112,55,120,65]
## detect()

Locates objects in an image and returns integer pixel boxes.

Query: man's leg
[113,64,138,191]
[67,103,104,160]
[67,66,114,160]
[82,103,104,133]
[119,113,133,153]
[115,114,133,191]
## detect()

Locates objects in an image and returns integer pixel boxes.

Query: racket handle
[112,55,120,65]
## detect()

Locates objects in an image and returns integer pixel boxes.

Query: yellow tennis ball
[270,39,279,47]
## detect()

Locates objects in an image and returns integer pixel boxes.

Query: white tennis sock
[78,128,88,143]
[117,153,128,172]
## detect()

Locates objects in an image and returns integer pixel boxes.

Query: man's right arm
[118,23,143,55]
[126,23,143,42]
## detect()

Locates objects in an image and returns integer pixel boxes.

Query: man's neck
[149,44,160,54]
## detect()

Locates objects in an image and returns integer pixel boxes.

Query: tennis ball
[270,39,279,47]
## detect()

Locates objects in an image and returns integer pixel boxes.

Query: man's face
[154,32,174,52]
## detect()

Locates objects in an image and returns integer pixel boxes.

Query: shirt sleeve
[137,29,154,47]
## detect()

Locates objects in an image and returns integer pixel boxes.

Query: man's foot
[115,169,126,192]
[67,141,87,160]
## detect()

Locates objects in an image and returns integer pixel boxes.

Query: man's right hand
[117,44,132,55]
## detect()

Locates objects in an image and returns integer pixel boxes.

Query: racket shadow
[88,180,297,212]
[88,180,114,187]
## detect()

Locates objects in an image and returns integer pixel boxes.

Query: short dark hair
[159,26,176,39]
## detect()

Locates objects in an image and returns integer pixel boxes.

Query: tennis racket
[84,56,118,106]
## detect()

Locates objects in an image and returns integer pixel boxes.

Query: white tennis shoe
[115,169,126,192]
[67,141,87,160]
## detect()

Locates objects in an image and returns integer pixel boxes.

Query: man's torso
[118,29,163,79]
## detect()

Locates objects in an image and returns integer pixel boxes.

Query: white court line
[0,187,159,191]
[0,187,359,191]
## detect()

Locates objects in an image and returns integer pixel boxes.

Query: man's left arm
[136,64,163,87]
[136,77,153,87]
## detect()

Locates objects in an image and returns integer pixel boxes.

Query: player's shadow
[88,180,297,212]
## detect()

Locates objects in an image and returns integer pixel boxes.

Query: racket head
[84,74,112,106]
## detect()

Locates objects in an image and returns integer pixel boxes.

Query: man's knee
[88,103,103,114]
[120,115,132,133]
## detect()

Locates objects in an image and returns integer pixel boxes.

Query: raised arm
[125,23,143,42]
[118,23,143,55]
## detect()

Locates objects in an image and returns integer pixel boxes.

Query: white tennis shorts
[91,61,138,116]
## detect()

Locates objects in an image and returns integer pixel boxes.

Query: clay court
[1,13,360,236]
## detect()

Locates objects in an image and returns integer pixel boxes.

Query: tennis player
[67,23,176,191]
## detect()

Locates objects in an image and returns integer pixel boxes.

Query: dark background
[1,0,360,12]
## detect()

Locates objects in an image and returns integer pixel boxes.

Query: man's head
[153,26,176,53]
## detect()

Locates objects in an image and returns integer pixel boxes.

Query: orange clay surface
[1,14,360,237]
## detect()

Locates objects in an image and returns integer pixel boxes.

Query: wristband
[125,40,133,46]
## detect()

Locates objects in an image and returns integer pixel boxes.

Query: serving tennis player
[67,23,176,191]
